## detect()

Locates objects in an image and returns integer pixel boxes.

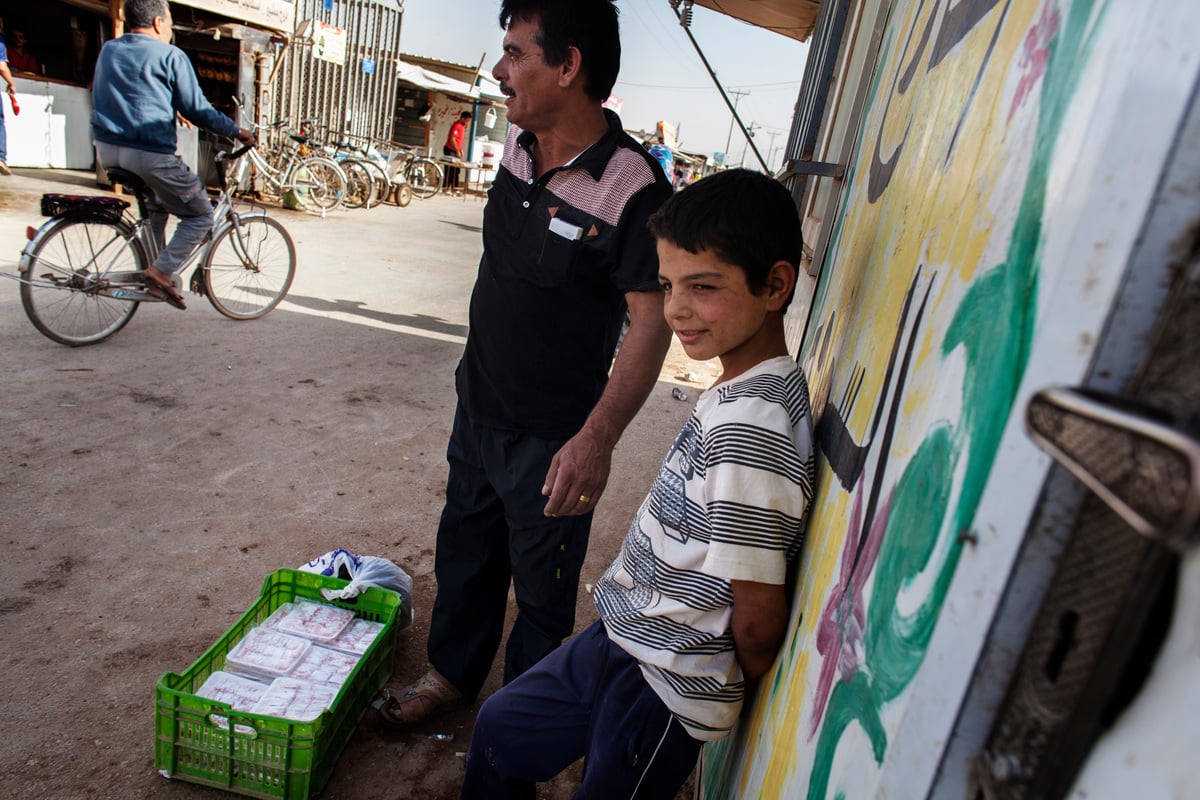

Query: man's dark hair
[460,111,473,119]
[649,169,803,309]
[499,0,620,102]
[125,0,169,30]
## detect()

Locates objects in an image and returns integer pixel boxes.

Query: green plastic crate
[155,568,401,799]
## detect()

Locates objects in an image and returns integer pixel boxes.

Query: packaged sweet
[324,618,384,656]
[289,645,360,687]
[196,670,270,709]
[225,627,312,680]
[272,599,356,642]
[260,602,296,631]
[251,677,338,722]
[195,670,270,733]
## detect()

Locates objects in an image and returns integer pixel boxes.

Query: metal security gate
[267,0,402,145]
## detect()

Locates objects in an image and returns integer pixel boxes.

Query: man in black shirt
[380,0,673,728]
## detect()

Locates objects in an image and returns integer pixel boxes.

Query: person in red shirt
[443,110,471,193]
[8,31,38,75]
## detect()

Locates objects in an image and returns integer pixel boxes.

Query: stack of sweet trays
[208,600,375,721]
[155,569,402,799]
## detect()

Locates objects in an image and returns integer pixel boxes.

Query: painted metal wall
[702,0,1200,797]
[268,0,401,146]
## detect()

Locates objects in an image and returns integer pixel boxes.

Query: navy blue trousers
[461,621,702,800]
[427,403,594,701]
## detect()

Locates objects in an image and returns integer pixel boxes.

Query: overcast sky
[398,0,809,168]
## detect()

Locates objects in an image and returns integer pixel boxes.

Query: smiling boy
[460,169,816,799]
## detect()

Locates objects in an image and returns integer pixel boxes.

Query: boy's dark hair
[499,0,620,102]
[125,0,169,30]
[649,169,803,308]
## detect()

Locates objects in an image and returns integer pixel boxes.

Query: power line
[624,0,700,69]
[666,4,769,171]
[616,79,801,90]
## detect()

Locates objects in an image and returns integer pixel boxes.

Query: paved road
[0,168,485,345]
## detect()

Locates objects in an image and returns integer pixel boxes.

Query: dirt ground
[0,169,719,799]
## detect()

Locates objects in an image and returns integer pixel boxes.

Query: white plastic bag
[298,549,414,629]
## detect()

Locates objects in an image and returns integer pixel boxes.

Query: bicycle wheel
[203,215,296,320]
[361,159,390,209]
[294,156,347,211]
[341,161,373,210]
[408,159,443,199]
[19,216,144,346]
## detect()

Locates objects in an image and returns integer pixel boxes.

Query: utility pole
[738,122,759,168]
[723,89,749,166]
[765,129,780,171]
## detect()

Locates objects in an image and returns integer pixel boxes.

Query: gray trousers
[95,142,212,274]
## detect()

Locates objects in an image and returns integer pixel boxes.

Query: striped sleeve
[702,372,814,583]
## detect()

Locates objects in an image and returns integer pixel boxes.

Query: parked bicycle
[16,144,296,346]
[387,148,443,200]
[237,105,347,212]
[341,154,390,210]
[323,132,392,210]
[307,127,418,209]
[246,131,347,212]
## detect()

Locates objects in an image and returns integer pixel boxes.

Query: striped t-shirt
[594,356,815,740]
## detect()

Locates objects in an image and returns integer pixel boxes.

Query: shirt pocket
[532,211,599,288]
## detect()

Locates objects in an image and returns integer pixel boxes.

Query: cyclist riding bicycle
[91,0,255,310]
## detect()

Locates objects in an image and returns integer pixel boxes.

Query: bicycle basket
[41,194,130,222]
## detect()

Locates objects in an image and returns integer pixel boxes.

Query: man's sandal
[378,670,465,731]
[142,268,187,310]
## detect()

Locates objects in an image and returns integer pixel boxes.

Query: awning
[693,0,820,42]
[396,60,506,104]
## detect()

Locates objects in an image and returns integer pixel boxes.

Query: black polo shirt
[457,110,673,437]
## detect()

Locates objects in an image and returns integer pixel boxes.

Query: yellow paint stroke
[725,0,1049,797]
[737,649,813,795]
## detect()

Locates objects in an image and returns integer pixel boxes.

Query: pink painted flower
[1009,2,1061,122]
[809,484,891,738]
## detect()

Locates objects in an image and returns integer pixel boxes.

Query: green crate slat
[155,568,401,799]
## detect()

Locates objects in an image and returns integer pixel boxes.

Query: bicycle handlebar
[214,142,257,162]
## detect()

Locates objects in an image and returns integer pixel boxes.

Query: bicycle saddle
[106,167,148,194]
[290,134,309,145]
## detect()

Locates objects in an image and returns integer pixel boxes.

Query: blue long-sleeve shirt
[91,33,239,154]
